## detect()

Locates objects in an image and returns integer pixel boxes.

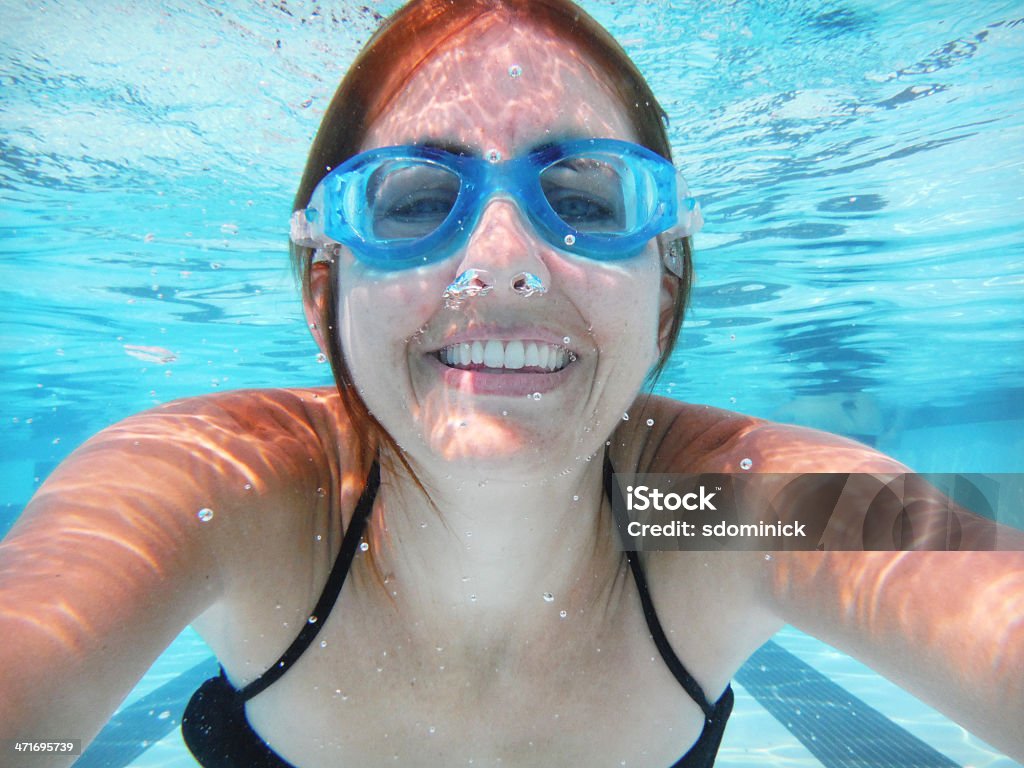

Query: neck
[363,449,625,648]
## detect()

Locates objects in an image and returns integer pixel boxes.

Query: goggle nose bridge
[451,157,550,241]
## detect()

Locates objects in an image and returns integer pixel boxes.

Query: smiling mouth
[437,339,576,373]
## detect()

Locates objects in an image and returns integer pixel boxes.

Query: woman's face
[329,15,667,476]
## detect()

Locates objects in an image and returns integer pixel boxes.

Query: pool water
[1,0,1022,765]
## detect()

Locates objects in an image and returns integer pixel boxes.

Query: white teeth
[483,340,503,368]
[504,341,525,369]
[438,340,575,372]
[524,343,540,367]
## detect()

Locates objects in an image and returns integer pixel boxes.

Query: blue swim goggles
[290,138,703,270]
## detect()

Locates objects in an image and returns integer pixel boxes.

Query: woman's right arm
[0,389,331,762]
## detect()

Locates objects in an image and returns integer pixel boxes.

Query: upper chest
[201,535,760,766]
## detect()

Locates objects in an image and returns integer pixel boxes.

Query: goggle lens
[539,154,632,234]
[366,161,461,242]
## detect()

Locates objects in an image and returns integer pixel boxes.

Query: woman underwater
[2,0,1023,766]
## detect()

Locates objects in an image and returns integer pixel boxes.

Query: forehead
[362,14,637,153]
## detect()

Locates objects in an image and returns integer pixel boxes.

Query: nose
[452,196,552,299]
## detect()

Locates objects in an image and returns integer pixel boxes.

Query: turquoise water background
[1,2,1022,764]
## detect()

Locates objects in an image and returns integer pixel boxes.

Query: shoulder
[625,395,907,474]
[87,386,356,475]
[135,385,345,438]
[15,386,362,591]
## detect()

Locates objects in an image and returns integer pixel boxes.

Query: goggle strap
[661,199,704,242]
[290,209,322,248]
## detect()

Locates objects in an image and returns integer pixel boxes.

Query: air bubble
[532,392,542,401]
[469,594,477,602]
[564,234,576,246]
[320,640,328,648]
[197,508,214,522]
[646,418,654,426]
[764,553,773,561]
[308,615,318,624]
[729,397,737,404]
[563,336,571,344]
[442,267,493,309]
[543,592,554,602]
[740,458,753,470]
[486,148,501,163]
[559,610,568,618]
[359,541,369,551]
[572,495,579,502]
[622,413,630,421]
[244,483,252,491]
[508,64,522,78]
[316,352,327,364]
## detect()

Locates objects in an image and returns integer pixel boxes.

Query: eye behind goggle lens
[540,155,628,234]
[539,152,665,237]
[364,160,462,241]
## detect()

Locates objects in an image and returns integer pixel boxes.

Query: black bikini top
[182,456,732,767]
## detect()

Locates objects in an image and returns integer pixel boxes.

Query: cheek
[334,262,448,388]
[557,253,662,370]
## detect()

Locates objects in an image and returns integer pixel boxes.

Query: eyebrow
[417,139,477,156]
[530,132,593,154]
[415,131,598,158]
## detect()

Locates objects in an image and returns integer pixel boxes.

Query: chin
[427,411,558,462]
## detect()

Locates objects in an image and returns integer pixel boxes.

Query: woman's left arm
[740,423,1024,761]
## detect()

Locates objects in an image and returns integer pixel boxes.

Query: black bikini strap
[238,460,381,701]
[603,452,716,719]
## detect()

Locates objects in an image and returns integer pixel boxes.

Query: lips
[437,339,573,373]
[427,334,580,397]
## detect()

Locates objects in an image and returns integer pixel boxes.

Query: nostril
[511,271,547,298]
[443,268,495,309]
